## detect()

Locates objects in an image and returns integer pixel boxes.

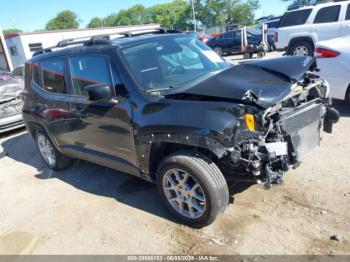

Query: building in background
[0,28,13,71]
[5,24,161,68]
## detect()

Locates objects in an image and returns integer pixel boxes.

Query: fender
[288,33,317,48]
[136,133,228,181]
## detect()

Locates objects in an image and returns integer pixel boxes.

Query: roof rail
[32,27,179,57]
[288,0,348,10]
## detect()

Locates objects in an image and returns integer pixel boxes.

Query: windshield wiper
[145,86,176,94]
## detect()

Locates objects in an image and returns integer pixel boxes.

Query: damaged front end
[0,78,25,133]
[162,56,339,189]
[223,76,339,189]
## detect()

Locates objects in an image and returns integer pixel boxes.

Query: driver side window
[68,55,113,96]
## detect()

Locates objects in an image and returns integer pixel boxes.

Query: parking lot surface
[0,101,349,254]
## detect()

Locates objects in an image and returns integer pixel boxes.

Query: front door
[67,54,139,176]
[219,32,235,53]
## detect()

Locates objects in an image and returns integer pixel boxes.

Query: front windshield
[120,36,229,91]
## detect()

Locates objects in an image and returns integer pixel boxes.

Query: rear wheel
[290,41,314,56]
[346,85,350,102]
[213,46,223,57]
[156,151,229,228]
[35,129,74,171]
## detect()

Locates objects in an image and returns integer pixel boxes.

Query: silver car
[0,66,25,133]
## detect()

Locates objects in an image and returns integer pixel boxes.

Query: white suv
[275,0,350,56]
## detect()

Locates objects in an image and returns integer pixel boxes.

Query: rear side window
[68,55,113,96]
[346,4,350,20]
[267,21,279,29]
[314,5,341,23]
[32,63,40,86]
[279,9,312,28]
[41,58,66,94]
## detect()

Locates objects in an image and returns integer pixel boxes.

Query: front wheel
[156,151,229,228]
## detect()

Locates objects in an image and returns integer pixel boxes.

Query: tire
[156,151,229,228]
[258,50,266,58]
[35,129,74,171]
[346,85,350,102]
[213,46,223,57]
[243,53,251,59]
[289,41,314,57]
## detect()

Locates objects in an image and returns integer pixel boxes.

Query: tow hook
[263,165,284,190]
[324,107,340,134]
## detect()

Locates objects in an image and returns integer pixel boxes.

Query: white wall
[5,36,25,69]
[6,24,161,68]
[0,28,13,71]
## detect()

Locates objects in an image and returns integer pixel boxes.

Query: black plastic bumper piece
[324,107,340,134]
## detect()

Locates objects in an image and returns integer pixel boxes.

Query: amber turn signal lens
[245,114,255,132]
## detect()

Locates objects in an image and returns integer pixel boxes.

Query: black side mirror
[85,84,113,102]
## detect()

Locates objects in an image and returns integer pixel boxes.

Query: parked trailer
[5,24,161,68]
[0,28,13,72]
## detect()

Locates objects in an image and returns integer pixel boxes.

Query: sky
[0,0,289,32]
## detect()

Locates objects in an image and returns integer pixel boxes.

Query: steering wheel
[168,66,185,75]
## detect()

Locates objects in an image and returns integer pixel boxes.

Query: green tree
[103,14,119,26]
[147,0,190,29]
[45,10,79,30]
[2,28,22,35]
[83,0,259,32]
[226,0,260,26]
[87,17,104,28]
[100,1,190,30]
[195,0,260,29]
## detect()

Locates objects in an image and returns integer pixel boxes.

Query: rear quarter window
[267,21,279,29]
[279,9,312,28]
[346,4,350,20]
[314,5,341,23]
[31,63,40,86]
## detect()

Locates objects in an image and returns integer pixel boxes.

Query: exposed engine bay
[221,74,339,189]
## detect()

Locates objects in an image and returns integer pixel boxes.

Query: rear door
[313,4,342,41]
[34,57,86,158]
[66,54,139,176]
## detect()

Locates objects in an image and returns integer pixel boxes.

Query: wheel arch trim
[137,133,228,181]
[288,36,316,50]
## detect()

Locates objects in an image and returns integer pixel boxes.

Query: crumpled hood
[0,78,24,103]
[166,56,316,108]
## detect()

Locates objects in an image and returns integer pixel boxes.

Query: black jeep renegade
[22,29,339,227]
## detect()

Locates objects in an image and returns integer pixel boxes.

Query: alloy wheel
[162,168,207,219]
[37,134,56,167]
